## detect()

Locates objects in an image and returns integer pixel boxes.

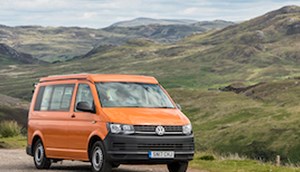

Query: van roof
[39,74,159,84]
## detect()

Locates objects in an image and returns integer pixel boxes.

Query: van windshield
[96,82,175,108]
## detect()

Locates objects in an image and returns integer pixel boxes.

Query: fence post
[276,155,280,166]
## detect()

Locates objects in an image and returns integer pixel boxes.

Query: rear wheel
[91,141,112,172]
[33,139,51,169]
[167,161,188,172]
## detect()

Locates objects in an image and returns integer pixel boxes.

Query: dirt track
[0,149,203,172]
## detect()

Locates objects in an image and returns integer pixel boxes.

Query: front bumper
[103,133,194,164]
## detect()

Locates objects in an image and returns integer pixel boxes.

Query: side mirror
[176,104,182,110]
[76,102,95,113]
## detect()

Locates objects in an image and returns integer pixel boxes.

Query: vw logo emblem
[155,126,165,136]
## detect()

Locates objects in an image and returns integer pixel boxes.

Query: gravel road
[0,149,202,172]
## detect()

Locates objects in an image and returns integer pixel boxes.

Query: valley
[0,5,299,163]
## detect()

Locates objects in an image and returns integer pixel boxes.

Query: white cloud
[182,7,199,15]
[80,12,98,19]
[0,0,300,28]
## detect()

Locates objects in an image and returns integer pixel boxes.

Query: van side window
[75,84,94,111]
[34,86,45,111]
[34,84,74,111]
[49,86,64,110]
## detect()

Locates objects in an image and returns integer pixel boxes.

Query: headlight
[108,123,135,134]
[182,124,192,135]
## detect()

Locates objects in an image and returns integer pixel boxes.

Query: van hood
[101,108,190,125]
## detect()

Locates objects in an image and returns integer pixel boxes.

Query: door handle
[71,114,76,118]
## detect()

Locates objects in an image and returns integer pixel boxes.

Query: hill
[0,43,39,65]
[0,25,119,62]
[0,19,233,62]
[110,17,198,27]
[0,94,28,126]
[0,5,299,163]
[170,78,300,162]
[104,20,234,43]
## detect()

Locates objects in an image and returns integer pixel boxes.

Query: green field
[191,153,300,172]
[0,136,27,149]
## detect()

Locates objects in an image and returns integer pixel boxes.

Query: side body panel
[66,81,108,160]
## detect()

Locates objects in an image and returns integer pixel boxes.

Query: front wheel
[33,139,51,169]
[167,161,188,172]
[91,141,112,172]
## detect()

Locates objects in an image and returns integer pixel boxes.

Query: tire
[33,139,51,169]
[112,162,120,168]
[167,161,188,172]
[90,141,112,172]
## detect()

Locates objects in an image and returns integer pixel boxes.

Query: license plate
[148,151,175,159]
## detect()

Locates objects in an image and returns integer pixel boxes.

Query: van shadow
[49,165,153,172]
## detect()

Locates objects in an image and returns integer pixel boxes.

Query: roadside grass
[191,153,300,172]
[0,120,26,149]
[0,135,27,149]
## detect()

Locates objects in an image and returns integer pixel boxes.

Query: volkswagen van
[27,74,194,172]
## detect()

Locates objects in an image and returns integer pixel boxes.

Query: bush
[0,120,21,138]
[198,155,215,161]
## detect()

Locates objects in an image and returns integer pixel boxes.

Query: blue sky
[1,0,300,28]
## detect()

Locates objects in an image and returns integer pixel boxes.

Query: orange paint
[27,74,193,169]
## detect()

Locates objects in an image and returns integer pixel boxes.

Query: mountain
[0,5,299,162]
[0,19,233,62]
[104,20,234,43]
[191,20,235,30]
[0,25,120,62]
[110,17,198,27]
[83,5,300,86]
[0,43,39,64]
[179,5,300,82]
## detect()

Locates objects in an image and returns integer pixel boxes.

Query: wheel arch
[87,135,103,161]
[31,131,45,155]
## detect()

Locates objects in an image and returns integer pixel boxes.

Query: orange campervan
[27,74,194,172]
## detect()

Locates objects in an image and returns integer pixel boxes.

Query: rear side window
[34,84,75,111]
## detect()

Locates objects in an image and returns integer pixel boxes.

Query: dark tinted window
[34,84,74,111]
[34,86,45,111]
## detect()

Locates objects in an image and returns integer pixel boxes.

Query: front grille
[134,125,156,132]
[112,143,194,151]
[165,126,182,132]
[134,125,183,135]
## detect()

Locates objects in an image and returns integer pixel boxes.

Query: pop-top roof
[39,73,158,84]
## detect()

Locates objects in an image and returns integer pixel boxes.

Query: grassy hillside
[0,5,299,164]
[0,25,120,62]
[169,79,300,162]
[0,20,232,62]
[104,20,234,43]
[0,94,29,126]
[0,43,40,64]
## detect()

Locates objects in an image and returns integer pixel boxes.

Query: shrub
[0,120,21,138]
[198,155,215,161]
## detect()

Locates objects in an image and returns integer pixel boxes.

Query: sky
[0,0,300,28]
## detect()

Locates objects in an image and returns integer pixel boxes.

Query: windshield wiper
[154,106,174,109]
